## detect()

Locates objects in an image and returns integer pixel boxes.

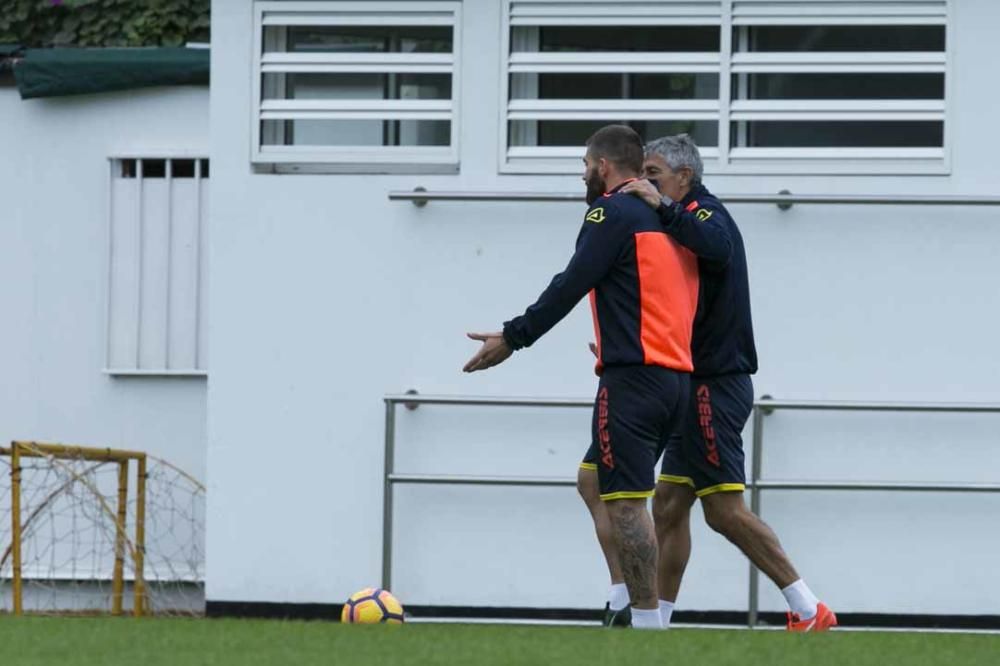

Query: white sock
[659,600,675,628]
[608,583,630,611]
[631,607,663,629]
[781,579,819,619]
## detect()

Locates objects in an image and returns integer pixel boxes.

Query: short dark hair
[586,124,644,175]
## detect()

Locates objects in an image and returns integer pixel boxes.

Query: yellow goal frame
[1,441,148,617]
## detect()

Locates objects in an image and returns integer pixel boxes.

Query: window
[729,1,948,169]
[502,0,949,174]
[106,158,208,375]
[252,1,461,172]
[502,1,724,171]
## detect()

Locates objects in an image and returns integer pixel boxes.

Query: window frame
[499,0,724,174]
[498,0,952,176]
[105,155,209,378]
[251,1,462,174]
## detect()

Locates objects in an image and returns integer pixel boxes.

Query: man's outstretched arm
[464,204,629,373]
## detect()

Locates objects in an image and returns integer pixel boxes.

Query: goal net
[0,442,205,616]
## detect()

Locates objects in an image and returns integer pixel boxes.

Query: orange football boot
[787,602,838,632]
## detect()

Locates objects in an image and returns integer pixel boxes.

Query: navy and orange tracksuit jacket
[659,184,758,378]
[502,181,699,373]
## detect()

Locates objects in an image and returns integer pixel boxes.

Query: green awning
[11,47,209,99]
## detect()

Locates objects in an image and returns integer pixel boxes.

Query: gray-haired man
[578,134,836,632]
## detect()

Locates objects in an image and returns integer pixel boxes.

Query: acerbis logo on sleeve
[686,200,714,222]
[586,207,606,224]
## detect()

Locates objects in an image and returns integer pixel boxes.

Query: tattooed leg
[606,498,658,609]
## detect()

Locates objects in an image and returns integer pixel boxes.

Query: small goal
[0,441,205,616]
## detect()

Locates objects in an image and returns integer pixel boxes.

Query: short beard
[585,168,606,206]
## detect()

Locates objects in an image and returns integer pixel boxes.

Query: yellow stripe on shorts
[579,462,597,471]
[599,490,655,501]
[695,483,746,498]
[658,474,695,488]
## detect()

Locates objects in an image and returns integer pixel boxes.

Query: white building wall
[208,0,1000,615]
[0,86,208,490]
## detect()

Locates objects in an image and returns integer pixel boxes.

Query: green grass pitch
[1,617,998,666]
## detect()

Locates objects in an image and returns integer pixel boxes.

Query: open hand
[463,332,513,373]
[621,179,662,209]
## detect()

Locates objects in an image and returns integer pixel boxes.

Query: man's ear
[598,157,612,180]
[679,167,694,188]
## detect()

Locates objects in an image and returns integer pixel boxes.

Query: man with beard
[578,134,837,632]
[463,124,699,629]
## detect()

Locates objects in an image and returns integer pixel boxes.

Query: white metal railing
[388,188,1000,209]
[381,393,1000,627]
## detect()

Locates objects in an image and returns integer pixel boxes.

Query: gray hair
[644,134,704,186]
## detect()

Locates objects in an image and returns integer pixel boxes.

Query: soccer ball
[341,587,405,624]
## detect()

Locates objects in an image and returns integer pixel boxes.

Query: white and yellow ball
[340,588,405,624]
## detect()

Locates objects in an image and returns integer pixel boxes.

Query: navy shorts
[580,365,689,501]
[659,374,753,498]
